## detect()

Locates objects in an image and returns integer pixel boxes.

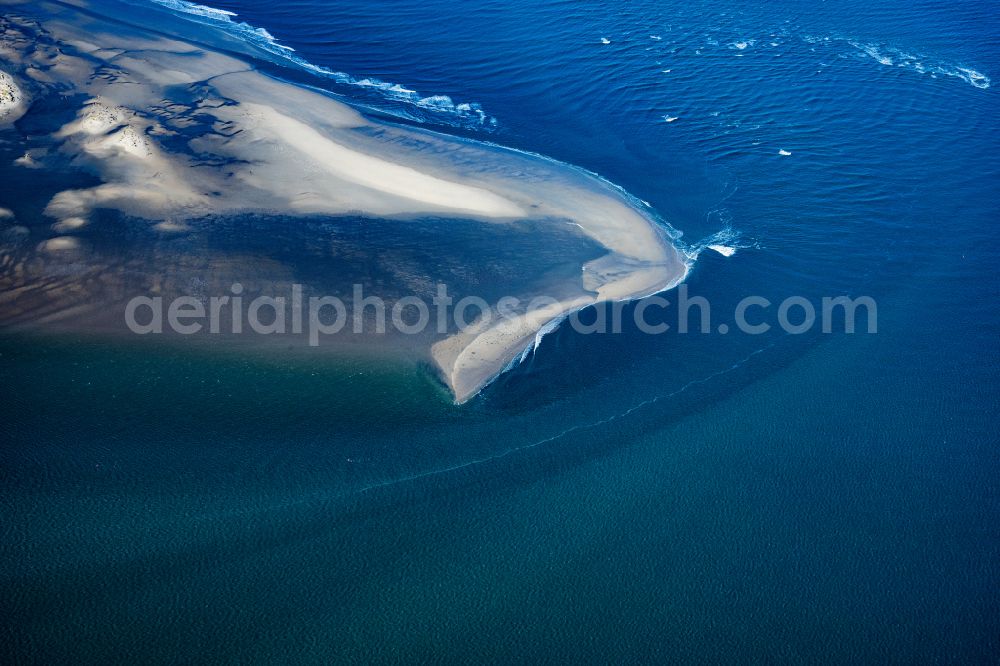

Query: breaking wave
[145,0,497,126]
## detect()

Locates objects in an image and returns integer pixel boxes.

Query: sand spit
[0,0,689,402]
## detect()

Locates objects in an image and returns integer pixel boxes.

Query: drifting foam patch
[686,226,751,261]
[850,41,892,66]
[707,244,736,257]
[146,0,496,126]
[804,35,990,90]
[848,40,990,89]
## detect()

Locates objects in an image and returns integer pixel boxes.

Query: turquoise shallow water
[2,0,999,661]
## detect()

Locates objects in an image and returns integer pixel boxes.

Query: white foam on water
[849,40,894,66]
[145,0,497,125]
[707,244,736,257]
[685,226,753,261]
[778,148,791,156]
[847,40,990,89]
[663,115,678,123]
[600,37,611,45]
[803,33,990,90]
[513,313,568,367]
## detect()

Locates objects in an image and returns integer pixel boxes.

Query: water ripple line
[353,340,779,497]
[186,342,779,525]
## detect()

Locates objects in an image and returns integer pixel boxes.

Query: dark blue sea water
[2,0,998,661]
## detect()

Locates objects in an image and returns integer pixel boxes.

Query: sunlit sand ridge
[0,69,25,122]
[0,0,688,401]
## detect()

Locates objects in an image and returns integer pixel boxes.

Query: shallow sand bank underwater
[0,0,689,402]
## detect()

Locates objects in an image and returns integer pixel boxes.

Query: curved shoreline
[0,0,689,402]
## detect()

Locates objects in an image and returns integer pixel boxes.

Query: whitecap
[686,226,751,261]
[828,36,991,90]
[707,244,736,257]
[146,0,497,125]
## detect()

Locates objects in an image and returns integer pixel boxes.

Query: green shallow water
[2,266,998,661]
